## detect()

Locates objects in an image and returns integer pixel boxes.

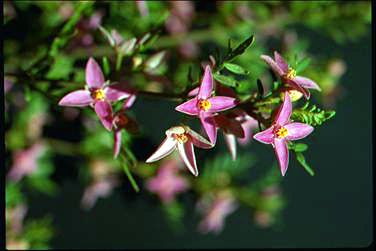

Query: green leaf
[257,79,264,97]
[225,34,255,62]
[102,56,110,77]
[294,143,308,152]
[213,73,240,87]
[223,62,249,75]
[291,103,336,126]
[46,54,74,79]
[98,25,115,47]
[296,57,311,73]
[296,152,315,176]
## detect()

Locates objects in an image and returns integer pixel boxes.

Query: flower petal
[186,127,213,149]
[275,92,292,126]
[200,112,218,145]
[294,76,322,91]
[285,122,314,141]
[224,133,237,161]
[260,54,285,76]
[198,65,213,100]
[274,51,289,73]
[188,87,199,97]
[146,137,177,163]
[273,138,289,176]
[104,83,132,102]
[122,94,137,110]
[86,57,105,89]
[253,127,274,144]
[287,79,310,99]
[208,96,237,113]
[238,116,258,145]
[94,101,113,131]
[177,141,198,176]
[58,90,93,107]
[113,130,122,159]
[175,98,200,116]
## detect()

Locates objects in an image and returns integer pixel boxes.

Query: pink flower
[113,96,139,159]
[261,51,321,99]
[146,125,213,176]
[197,192,238,234]
[146,157,190,203]
[176,66,238,144]
[59,58,133,131]
[136,1,149,17]
[253,92,314,176]
[81,178,119,210]
[7,143,46,182]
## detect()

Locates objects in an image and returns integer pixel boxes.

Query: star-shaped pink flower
[146,157,190,203]
[197,193,238,234]
[175,65,238,144]
[58,57,133,131]
[146,125,213,176]
[261,51,321,99]
[253,92,314,176]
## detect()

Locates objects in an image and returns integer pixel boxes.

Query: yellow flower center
[276,127,288,138]
[198,99,212,111]
[175,133,189,143]
[281,89,303,102]
[92,89,106,100]
[285,68,296,80]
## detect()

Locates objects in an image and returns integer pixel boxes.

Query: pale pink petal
[274,51,288,73]
[86,57,105,89]
[122,94,137,110]
[146,137,177,163]
[273,138,289,176]
[175,98,200,116]
[186,128,213,149]
[260,54,285,76]
[94,101,113,131]
[177,141,198,176]
[208,96,237,113]
[58,90,93,107]
[198,65,213,100]
[238,116,258,145]
[285,123,314,141]
[113,130,122,159]
[104,83,132,102]
[275,92,291,126]
[287,79,310,99]
[200,112,218,145]
[188,87,199,97]
[294,76,321,91]
[224,133,237,160]
[253,127,274,144]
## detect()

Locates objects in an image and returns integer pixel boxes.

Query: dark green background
[23,27,373,249]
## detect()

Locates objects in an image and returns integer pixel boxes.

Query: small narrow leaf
[102,57,110,77]
[296,152,315,176]
[223,62,249,75]
[294,143,308,152]
[213,73,240,87]
[225,34,255,62]
[296,57,312,73]
[257,79,264,98]
[98,25,115,47]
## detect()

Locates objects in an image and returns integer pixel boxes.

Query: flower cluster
[59,58,138,158]
[146,52,318,176]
